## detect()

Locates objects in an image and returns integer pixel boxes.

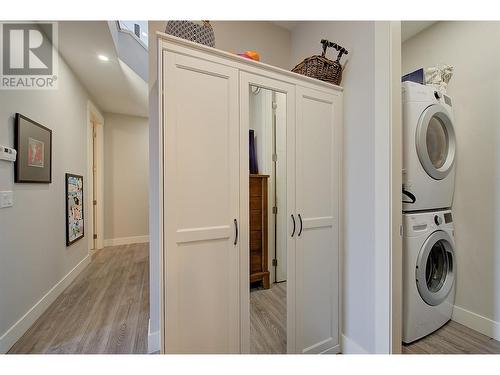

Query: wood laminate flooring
[250,282,286,354]
[8,243,149,354]
[403,320,500,354]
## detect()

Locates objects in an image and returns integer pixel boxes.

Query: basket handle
[320,39,349,60]
[320,39,331,57]
[336,47,348,62]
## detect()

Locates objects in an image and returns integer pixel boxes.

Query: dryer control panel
[402,81,453,111]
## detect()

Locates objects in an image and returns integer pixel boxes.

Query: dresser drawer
[250,230,262,250]
[249,179,262,197]
[250,210,262,230]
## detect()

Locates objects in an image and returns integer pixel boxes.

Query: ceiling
[401,21,437,42]
[274,20,437,43]
[52,20,433,119]
[57,21,148,118]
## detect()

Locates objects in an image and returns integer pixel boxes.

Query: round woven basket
[165,21,215,47]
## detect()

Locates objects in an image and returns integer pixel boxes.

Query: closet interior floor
[403,320,500,354]
[250,282,287,354]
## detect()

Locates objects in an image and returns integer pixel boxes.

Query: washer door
[416,104,456,180]
[416,230,455,306]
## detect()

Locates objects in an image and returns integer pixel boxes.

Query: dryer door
[416,104,456,180]
[416,230,455,306]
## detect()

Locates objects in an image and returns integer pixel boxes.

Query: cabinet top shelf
[156,31,343,93]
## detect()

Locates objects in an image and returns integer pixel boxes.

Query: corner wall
[103,112,149,246]
[0,50,95,352]
[402,21,500,339]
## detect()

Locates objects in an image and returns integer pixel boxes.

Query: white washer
[403,209,456,343]
[402,81,457,212]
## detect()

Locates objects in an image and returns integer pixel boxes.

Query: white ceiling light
[98,54,109,62]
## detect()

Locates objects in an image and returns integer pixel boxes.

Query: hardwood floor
[250,282,286,354]
[8,243,149,354]
[403,320,500,354]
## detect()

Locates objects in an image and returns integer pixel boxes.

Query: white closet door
[163,52,240,353]
[295,86,341,354]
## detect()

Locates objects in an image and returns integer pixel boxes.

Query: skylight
[117,21,148,48]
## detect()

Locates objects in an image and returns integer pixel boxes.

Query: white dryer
[403,209,456,344]
[402,81,457,212]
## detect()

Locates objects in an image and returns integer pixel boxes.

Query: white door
[294,86,341,354]
[163,51,240,353]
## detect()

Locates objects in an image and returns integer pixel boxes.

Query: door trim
[86,100,104,255]
[239,72,296,353]
[375,21,402,354]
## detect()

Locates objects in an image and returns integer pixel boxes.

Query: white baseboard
[0,255,91,353]
[452,304,500,341]
[341,334,369,354]
[148,319,160,353]
[104,235,149,247]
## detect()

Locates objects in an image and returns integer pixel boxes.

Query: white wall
[103,112,149,244]
[210,21,291,69]
[147,21,292,351]
[402,21,500,339]
[291,21,385,353]
[0,51,95,352]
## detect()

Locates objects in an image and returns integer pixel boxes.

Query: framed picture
[14,113,52,183]
[66,173,84,246]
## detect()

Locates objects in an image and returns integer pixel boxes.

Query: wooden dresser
[249,174,270,289]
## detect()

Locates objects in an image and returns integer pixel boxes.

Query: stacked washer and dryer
[402,81,457,344]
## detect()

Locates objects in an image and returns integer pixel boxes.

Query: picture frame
[14,113,52,183]
[66,173,84,246]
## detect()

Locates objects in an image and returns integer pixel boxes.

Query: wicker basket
[165,21,215,47]
[292,39,348,86]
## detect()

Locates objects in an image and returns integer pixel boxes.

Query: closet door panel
[163,52,240,353]
[295,86,340,354]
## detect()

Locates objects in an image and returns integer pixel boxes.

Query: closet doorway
[87,103,104,254]
[248,84,288,353]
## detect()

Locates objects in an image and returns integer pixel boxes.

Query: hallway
[8,244,149,354]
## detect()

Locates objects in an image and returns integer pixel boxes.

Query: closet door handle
[291,214,296,237]
[234,219,238,245]
[298,214,303,237]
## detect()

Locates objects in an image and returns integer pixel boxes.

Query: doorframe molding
[86,100,105,255]
[373,21,403,354]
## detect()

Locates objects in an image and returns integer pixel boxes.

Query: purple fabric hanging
[249,129,258,174]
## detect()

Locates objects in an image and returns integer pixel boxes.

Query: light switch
[0,191,13,208]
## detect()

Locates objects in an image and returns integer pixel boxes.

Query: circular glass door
[416,230,455,306]
[416,104,456,180]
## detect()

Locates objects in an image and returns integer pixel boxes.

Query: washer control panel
[403,209,454,238]
[434,215,443,226]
